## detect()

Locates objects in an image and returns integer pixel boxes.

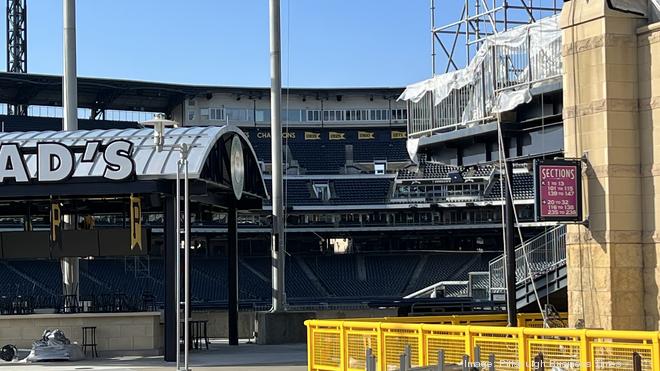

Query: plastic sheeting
[398,15,560,105]
[25,329,84,362]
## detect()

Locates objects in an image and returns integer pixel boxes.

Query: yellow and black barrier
[306,313,659,371]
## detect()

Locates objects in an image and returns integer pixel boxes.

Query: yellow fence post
[377,322,384,371]
[579,329,589,371]
[517,327,526,371]
[305,320,313,371]
[418,323,426,367]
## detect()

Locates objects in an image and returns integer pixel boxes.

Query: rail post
[438,349,445,371]
[632,352,642,371]
[462,354,469,371]
[488,353,495,371]
[534,352,544,371]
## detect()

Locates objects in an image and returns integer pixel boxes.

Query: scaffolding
[431,0,561,74]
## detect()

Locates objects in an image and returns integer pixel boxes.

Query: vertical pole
[228,206,239,346]
[175,163,181,368]
[61,0,79,303]
[504,159,517,326]
[63,0,77,131]
[184,157,190,370]
[269,0,286,312]
[430,0,436,75]
[164,193,177,362]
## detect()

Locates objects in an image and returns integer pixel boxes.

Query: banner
[329,132,345,140]
[305,132,321,140]
[358,131,375,140]
[391,131,407,139]
[50,202,61,243]
[130,195,142,250]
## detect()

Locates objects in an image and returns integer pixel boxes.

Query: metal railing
[407,18,562,138]
[489,225,566,293]
[306,314,660,371]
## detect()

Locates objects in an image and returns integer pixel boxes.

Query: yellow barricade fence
[306,314,660,371]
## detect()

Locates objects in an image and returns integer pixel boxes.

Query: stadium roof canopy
[0,72,404,114]
[0,125,267,211]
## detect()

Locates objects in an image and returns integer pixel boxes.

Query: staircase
[487,225,567,309]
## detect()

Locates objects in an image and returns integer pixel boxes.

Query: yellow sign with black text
[358,131,375,140]
[305,132,321,140]
[391,130,407,139]
[329,132,345,140]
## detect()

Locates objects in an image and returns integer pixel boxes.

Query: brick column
[561,0,645,330]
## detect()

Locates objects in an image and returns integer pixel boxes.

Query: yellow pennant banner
[305,132,321,140]
[358,131,375,140]
[329,132,345,140]
[391,130,407,139]
[130,195,142,251]
[50,202,61,243]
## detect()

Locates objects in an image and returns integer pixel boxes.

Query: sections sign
[534,159,582,222]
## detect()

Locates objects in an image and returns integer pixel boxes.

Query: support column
[163,194,177,362]
[504,160,517,326]
[561,0,645,330]
[228,206,239,345]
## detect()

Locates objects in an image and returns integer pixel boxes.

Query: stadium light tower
[6,0,28,115]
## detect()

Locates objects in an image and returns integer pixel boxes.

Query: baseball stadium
[0,0,660,370]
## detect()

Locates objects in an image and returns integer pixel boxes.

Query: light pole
[141,115,190,370]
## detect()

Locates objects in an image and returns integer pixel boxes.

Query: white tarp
[399,15,561,161]
[398,15,561,105]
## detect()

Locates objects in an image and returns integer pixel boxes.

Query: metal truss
[431,0,561,74]
[6,0,28,115]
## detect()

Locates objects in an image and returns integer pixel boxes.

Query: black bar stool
[81,326,98,357]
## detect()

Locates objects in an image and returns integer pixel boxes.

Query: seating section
[0,252,496,307]
[267,178,393,205]
[485,173,535,200]
[397,162,494,181]
[0,114,140,131]
[245,128,408,173]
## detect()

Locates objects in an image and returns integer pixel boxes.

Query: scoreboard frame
[534,159,583,222]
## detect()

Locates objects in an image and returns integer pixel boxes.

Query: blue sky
[3,1,464,88]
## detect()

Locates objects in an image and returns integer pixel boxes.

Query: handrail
[489,225,566,292]
[404,16,561,139]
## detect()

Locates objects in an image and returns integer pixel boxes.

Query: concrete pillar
[561,0,645,329]
[638,22,660,330]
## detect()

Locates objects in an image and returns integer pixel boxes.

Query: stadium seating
[0,252,497,309]
[485,173,535,200]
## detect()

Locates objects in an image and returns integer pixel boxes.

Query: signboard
[534,159,582,221]
[0,139,135,183]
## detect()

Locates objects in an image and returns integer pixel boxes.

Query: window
[209,108,224,121]
[187,99,196,106]
[284,109,303,122]
[187,109,195,121]
[225,108,251,122]
[200,108,209,120]
[306,110,321,122]
[391,108,408,122]
[256,109,270,123]
[313,183,331,201]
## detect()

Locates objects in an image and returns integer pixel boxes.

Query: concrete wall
[0,312,162,354]
[192,308,398,339]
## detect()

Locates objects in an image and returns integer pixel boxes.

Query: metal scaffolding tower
[431,0,561,74]
[6,0,27,115]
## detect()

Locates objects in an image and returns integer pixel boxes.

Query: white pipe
[63,0,78,131]
[184,157,190,370]
[175,161,181,370]
[269,0,285,312]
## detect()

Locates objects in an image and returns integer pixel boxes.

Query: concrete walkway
[0,342,308,371]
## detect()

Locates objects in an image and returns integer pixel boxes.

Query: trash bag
[0,344,18,362]
[25,329,84,362]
